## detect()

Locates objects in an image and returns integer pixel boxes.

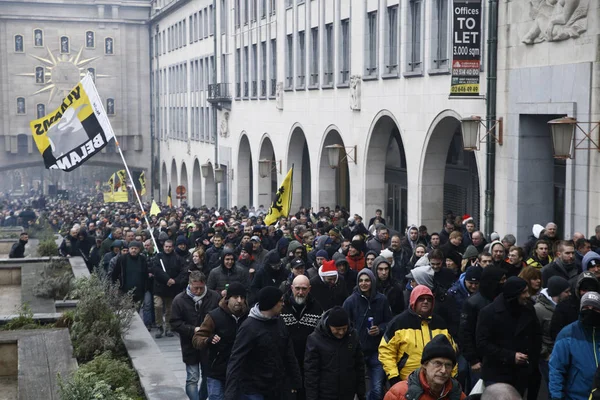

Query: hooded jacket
[207,249,251,291]
[583,251,600,271]
[379,285,457,381]
[304,308,367,400]
[534,289,557,360]
[401,225,419,253]
[372,256,406,315]
[309,272,349,311]
[342,268,393,355]
[542,257,582,287]
[346,250,366,271]
[384,367,466,400]
[438,274,474,338]
[249,261,289,305]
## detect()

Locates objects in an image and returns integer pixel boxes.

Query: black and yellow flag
[167,184,172,207]
[116,170,127,191]
[30,74,115,171]
[132,171,146,196]
[264,166,293,226]
[106,173,116,192]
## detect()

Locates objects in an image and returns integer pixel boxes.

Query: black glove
[389,376,401,387]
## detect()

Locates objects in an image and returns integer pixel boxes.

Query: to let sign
[450,0,482,97]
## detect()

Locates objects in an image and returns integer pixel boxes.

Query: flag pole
[113,140,166,272]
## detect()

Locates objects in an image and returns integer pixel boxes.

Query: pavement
[151,329,187,388]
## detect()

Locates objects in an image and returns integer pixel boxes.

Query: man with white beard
[281,275,324,400]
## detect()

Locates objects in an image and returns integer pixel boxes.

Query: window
[183,19,187,45]
[365,11,378,76]
[14,34,23,52]
[261,0,266,18]
[235,48,241,97]
[270,39,277,96]
[209,5,214,35]
[297,31,305,88]
[310,27,319,87]
[407,0,422,73]
[34,29,43,47]
[16,97,26,114]
[432,0,449,70]
[324,23,333,86]
[243,46,249,97]
[270,0,276,15]
[204,9,209,37]
[35,66,45,84]
[251,0,257,22]
[189,16,193,43]
[285,0,292,7]
[261,41,267,96]
[199,10,204,38]
[85,31,94,48]
[36,104,45,119]
[339,19,350,84]
[235,0,241,26]
[106,98,115,115]
[252,44,258,97]
[60,35,70,54]
[385,6,399,75]
[244,0,249,23]
[285,34,293,89]
[221,0,227,34]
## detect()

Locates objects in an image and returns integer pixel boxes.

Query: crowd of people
[4,194,600,400]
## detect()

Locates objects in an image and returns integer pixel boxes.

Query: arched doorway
[421,112,481,232]
[365,113,408,232]
[161,162,168,201]
[237,134,253,208]
[258,136,277,208]
[192,159,202,207]
[319,128,350,209]
[204,162,216,208]
[170,159,178,199]
[180,162,189,206]
[287,126,311,211]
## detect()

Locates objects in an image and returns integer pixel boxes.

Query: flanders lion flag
[30,74,115,172]
[167,184,173,207]
[264,166,293,226]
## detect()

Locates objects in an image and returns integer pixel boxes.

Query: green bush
[74,352,143,399]
[1,304,41,331]
[68,273,135,362]
[38,239,58,257]
[58,371,135,400]
[33,259,74,299]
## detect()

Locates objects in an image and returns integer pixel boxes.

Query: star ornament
[18,46,108,105]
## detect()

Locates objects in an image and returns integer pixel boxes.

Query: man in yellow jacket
[378,285,457,386]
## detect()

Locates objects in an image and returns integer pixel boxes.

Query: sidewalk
[152,331,187,388]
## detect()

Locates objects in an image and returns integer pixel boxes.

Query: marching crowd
[4,195,600,400]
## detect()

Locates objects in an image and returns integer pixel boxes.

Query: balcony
[207,83,232,105]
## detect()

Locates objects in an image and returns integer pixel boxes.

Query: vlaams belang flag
[30,74,115,171]
[264,166,293,226]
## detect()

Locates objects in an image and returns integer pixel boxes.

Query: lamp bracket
[340,145,358,165]
[479,117,503,146]
[573,121,600,152]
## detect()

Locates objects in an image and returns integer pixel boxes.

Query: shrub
[75,352,143,399]
[38,239,58,257]
[58,371,135,400]
[68,273,135,362]
[1,304,41,331]
[33,259,73,299]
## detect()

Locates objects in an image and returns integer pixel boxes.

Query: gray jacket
[534,289,556,360]
[207,264,251,292]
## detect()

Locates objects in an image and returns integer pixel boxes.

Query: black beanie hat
[266,251,281,266]
[257,287,283,311]
[243,242,253,254]
[503,276,528,300]
[226,282,247,299]
[421,334,457,365]
[547,276,570,297]
[327,306,349,327]
[350,240,363,250]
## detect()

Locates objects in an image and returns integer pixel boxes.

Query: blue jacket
[342,268,392,355]
[549,320,600,400]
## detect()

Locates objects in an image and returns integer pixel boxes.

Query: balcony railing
[207,83,232,103]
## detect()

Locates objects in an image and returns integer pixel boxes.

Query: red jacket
[384,368,466,400]
[346,252,365,271]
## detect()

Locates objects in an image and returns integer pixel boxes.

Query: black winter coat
[152,251,187,298]
[249,265,288,305]
[309,275,349,311]
[111,254,149,303]
[304,309,366,400]
[9,240,26,258]
[224,306,302,399]
[170,288,221,364]
[476,294,542,390]
[549,293,579,340]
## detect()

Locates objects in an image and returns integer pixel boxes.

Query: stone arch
[237,133,253,208]
[192,159,202,207]
[420,110,481,231]
[258,134,277,208]
[363,110,408,232]
[161,162,168,201]
[204,162,216,208]
[180,161,189,206]
[286,124,311,211]
[318,126,350,209]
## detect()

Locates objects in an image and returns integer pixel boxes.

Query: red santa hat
[214,220,226,227]
[319,260,338,278]
[462,214,474,225]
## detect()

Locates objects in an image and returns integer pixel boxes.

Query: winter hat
[463,245,479,260]
[465,266,483,282]
[380,248,394,259]
[327,306,349,327]
[489,240,504,253]
[350,240,363,251]
[503,276,528,301]
[409,265,435,289]
[257,286,283,311]
[583,251,600,271]
[532,224,544,239]
[158,231,169,241]
[266,251,281,266]
[290,257,306,269]
[447,253,462,268]
[462,214,473,225]
[316,249,329,259]
[490,232,501,242]
[242,242,253,254]
[226,282,247,299]
[250,235,261,243]
[547,276,570,297]
[129,240,142,249]
[580,291,600,311]
[421,334,457,366]
[112,240,124,249]
[319,260,338,277]
[176,235,188,246]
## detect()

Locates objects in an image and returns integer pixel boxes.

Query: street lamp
[214,167,224,183]
[258,159,281,178]
[547,117,600,159]
[460,116,503,151]
[200,162,211,178]
[325,144,357,169]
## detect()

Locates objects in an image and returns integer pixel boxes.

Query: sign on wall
[450,0,482,97]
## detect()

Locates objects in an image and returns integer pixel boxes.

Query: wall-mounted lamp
[547,117,600,159]
[214,168,224,183]
[258,159,281,178]
[200,161,211,178]
[460,116,503,151]
[326,144,357,169]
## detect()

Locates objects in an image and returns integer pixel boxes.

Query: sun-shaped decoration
[18,46,109,105]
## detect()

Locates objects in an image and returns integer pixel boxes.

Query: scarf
[186,284,207,310]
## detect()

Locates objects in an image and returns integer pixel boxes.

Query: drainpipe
[149,23,158,200]
[213,0,219,209]
[484,0,498,237]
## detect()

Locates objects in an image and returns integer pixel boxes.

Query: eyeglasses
[429,360,454,371]
[418,297,433,303]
